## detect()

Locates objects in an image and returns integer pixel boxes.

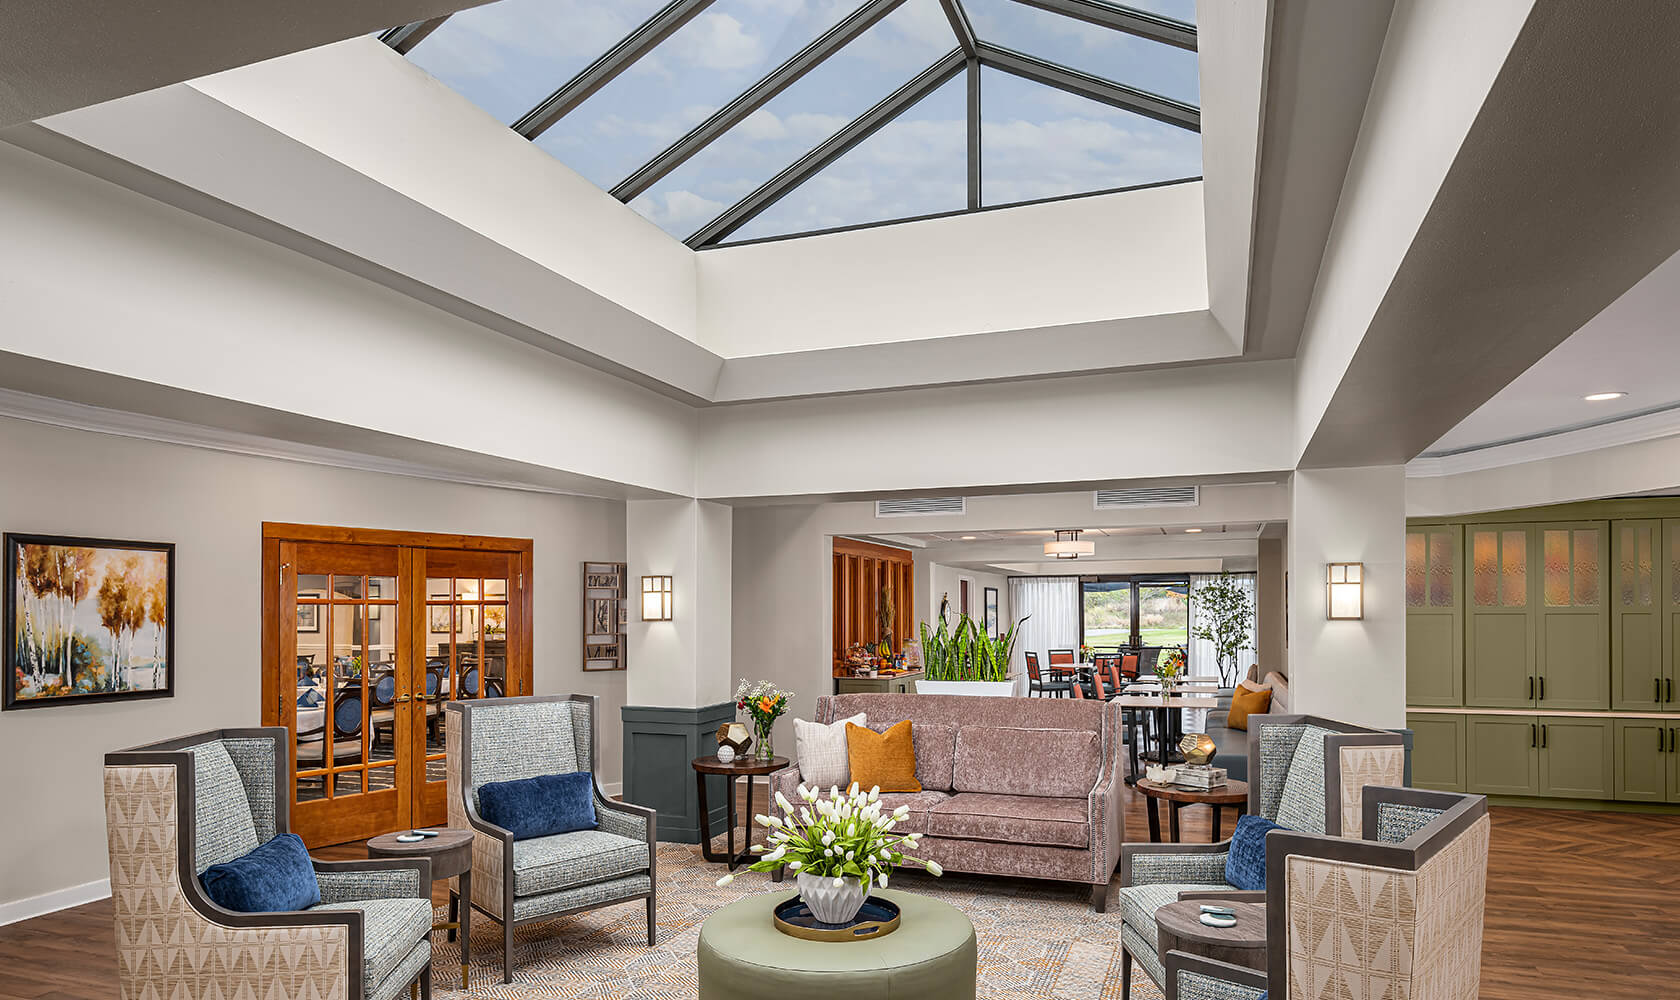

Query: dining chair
[1048,649,1076,666]
[1047,649,1077,683]
[1026,652,1072,698]
[1137,647,1162,675]
[370,673,397,750]
[1082,665,1109,701]
[460,666,481,699]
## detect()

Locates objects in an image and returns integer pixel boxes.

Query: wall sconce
[641,575,673,621]
[1327,562,1363,620]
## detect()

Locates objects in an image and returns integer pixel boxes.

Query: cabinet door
[1612,520,1664,710]
[1537,716,1613,800]
[1664,520,1680,709]
[1670,726,1680,803]
[1406,526,1463,706]
[1466,526,1536,708]
[1613,718,1668,802]
[1465,715,1538,795]
[1535,522,1610,710]
[1407,713,1465,791]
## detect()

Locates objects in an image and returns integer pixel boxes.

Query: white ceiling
[879,523,1262,544]
[1425,246,1680,455]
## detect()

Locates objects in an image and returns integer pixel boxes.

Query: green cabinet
[1536,716,1612,799]
[1406,526,1463,706]
[1466,715,1539,795]
[1613,718,1670,802]
[1665,519,1680,711]
[1612,520,1664,710]
[1464,522,1609,710]
[1407,713,1465,791]
[1466,526,1537,708]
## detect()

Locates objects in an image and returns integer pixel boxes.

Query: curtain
[1187,572,1257,731]
[1008,576,1080,696]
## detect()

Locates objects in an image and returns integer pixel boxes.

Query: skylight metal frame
[387,0,1199,247]
[610,0,910,202]
[513,0,719,140]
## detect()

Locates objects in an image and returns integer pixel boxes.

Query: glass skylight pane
[405,0,671,124]
[1127,1,1197,26]
[979,66,1200,205]
[965,0,1199,105]
[723,75,965,243]
[535,0,864,191]
[628,0,954,239]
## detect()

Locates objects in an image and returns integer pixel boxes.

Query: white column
[1287,467,1406,729]
[625,499,732,709]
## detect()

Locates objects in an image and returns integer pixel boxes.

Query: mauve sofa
[772,693,1127,909]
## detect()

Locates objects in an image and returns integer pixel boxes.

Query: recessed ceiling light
[1184,528,1204,533]
[960,535,976,540]
[1583,391,1628,402]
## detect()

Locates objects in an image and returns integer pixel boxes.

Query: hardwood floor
[4,789,1677,998]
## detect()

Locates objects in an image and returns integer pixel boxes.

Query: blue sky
[405,0,1201,242]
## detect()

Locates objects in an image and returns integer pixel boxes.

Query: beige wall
[0,416,625,914]
[1257,535,1289,676]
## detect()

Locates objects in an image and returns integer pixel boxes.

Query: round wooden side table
[1135,778,1249,842]
[692,754,790,869]
[368,828,474,989]
[1154,899,1267,972]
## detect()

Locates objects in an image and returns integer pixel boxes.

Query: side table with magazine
[1133,777,1249,843]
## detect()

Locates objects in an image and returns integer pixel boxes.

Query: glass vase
[753,717,775,761]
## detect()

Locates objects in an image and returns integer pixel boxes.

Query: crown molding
[1407,405,1680,478]
[0,387,614,499]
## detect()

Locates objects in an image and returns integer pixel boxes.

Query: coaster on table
[1200,912,1237,928]
[395,833,426,843]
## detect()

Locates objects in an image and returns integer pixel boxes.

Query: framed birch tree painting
[4,533,175,710]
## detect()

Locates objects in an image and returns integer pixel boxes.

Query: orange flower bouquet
[735,679,793,761]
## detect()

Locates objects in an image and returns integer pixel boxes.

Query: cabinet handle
[1530,723,1536,748]
[1538,676,1545,701]
[1528,676,1535,700]
[1541,724,1548,749]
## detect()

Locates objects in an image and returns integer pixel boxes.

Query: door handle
[1540,724,1547,749]
[395,695,412,704]
[1663,727,1668,754]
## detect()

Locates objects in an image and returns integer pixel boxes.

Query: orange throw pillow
[1226,685,1273,731]
[845,721,921,793]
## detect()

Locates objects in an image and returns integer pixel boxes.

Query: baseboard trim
[0,878,111,926]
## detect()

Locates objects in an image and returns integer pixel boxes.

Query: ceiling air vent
[875,497,966,517]
[1094,486,1200,510]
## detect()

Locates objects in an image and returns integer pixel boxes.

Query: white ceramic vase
[796,871,867,925]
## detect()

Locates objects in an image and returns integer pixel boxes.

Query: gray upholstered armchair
[1162,787,1491,1000]
[104,728,434,1000]
[1118,714,1406,996]
[446,693,657,983]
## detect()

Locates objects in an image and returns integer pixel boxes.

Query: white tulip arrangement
[716,782,943,890]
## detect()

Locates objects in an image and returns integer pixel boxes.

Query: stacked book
[1172,764,1228,790]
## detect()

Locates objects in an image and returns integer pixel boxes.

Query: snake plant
[919,606,1027,683]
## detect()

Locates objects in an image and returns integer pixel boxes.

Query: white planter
[915,679,1016,697]
[796,871,867,924]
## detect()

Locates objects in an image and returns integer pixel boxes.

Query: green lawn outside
[1082,627,1186,647]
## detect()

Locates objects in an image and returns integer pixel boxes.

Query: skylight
[386,0,1200,247]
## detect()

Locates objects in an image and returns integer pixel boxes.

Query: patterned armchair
[104,728,434,1000]
[1118,714,1406,996]
[446,693,657,983]
[1162,788,1490,1000]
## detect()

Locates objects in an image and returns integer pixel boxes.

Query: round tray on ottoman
[773,894,901,942]
[699,889,976,1000]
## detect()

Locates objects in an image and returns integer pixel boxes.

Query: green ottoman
[697,889,977,999]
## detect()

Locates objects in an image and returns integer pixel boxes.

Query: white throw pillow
[794,713,866,790]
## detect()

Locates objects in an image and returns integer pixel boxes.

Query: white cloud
[737,108,789,141]
[630,189,729,234]
[669,12,766,71]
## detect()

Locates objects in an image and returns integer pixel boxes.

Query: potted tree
[914,600,1025,696]
[1190,572,1256,688]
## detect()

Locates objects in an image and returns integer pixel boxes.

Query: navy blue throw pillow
[1224,814,1284,891]
[201,833,321,913]
[477,771,598,840]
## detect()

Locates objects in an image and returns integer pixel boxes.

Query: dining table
[1114,684,1218,783]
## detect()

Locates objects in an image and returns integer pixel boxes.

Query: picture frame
[428,605,452,634]
[585,571,621,589]
[589,598,614,636]
[984,587,1000,637]
[4,533,175,711]
[295,604,320,633]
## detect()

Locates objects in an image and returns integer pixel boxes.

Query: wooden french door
[263,524,532,846]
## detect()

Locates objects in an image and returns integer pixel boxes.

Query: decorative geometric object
[1180,732,1217,767]
[582,561,626,671]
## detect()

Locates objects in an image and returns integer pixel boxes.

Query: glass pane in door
[1082,582,1132,648]
[1138,583,1189,648]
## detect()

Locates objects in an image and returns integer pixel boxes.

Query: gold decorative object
[716,722,753,755]
[1180,732,1217,766]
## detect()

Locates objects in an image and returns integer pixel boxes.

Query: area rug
[426,840,1163,999]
